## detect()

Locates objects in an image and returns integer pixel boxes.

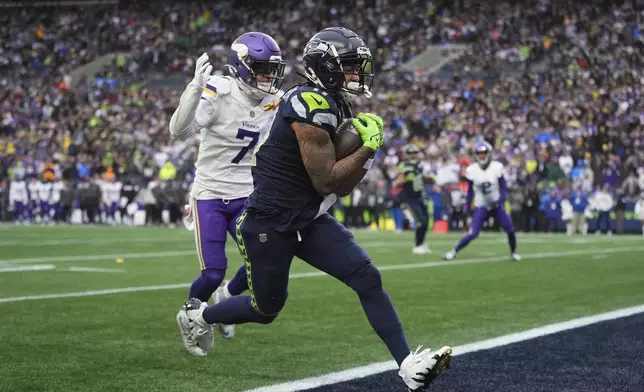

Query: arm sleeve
[499,175,508,203]
[465,179,474,211]
[169,81,203,139]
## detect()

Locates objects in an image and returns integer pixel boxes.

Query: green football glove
[352,115,382,152]
[356,112,384,134]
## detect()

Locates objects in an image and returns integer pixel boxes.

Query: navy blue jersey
[247,85,352,231]
[397,161,424,201]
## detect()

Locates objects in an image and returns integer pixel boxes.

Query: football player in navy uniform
[178,27,452,391]
[394,145,431,254]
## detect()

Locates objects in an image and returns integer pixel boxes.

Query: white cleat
[511,253,521,261]
[399,345,452,391]
[176,298,214,356]
[412,245,432,255]
[212,281,235,339]
[443,250,456,261]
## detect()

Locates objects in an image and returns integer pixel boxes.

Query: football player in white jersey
[104,177,122,225]
[9,174,28,224]
[38,180,52,223]
[27,176,40,223]
[444,142,520,261]
[49,178,65,223]
[170,32,284,353]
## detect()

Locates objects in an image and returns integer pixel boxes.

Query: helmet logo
[231,43,249,60]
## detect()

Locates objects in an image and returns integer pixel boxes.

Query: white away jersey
[27,181,40,202]
[108,181,123,204]
[49,181,65,204]
[191,76,280,200]
[465,161,506,208]
[38,182,52,203]
[9,180,28,203]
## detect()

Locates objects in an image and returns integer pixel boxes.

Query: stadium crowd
[2,0,644,233]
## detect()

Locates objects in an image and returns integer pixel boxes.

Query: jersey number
[480,181,492,195]
[231,129,260,164]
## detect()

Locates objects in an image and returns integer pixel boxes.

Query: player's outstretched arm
[293,121,373,197]
[169,53,213,139]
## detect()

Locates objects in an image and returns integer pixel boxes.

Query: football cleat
[412,245,432,255]
[176,298,214,356]
[212,281,235,339]
[511,253,521,261]
[443,250,456,261]
[399,345,452,391]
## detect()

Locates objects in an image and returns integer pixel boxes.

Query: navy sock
[415,225,428,246]
[359,288,410,366]
[508,232,517,253]
[202,295,270,325]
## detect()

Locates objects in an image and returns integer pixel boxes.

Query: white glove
[192,53,213,88]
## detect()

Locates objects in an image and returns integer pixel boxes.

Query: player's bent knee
[200,268,226,290]
[346,262,382,294]
[254,312,279,325]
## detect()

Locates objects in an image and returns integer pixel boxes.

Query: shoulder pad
[490,161,505,174]
[201,76,232,100]
[465,164,477,180]
[283,86,339,130]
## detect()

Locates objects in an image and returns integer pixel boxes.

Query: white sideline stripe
[245,303,644,392]
[2,236,635,265]
[3,250,196,264]
[0,284,190,303]
[0,237,189,247]
[0,264,55,273]
[66,267,125,273]
[0,246,640,304]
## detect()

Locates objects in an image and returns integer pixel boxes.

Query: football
[334,118,363,159]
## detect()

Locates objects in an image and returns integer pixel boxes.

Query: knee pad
[346,263,382,295]
[200,268,226,292]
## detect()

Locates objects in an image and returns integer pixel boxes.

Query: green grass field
[1,225,643,392]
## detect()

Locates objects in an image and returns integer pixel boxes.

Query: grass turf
[0,226,643,392]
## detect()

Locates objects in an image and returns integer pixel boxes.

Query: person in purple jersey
[444,142,520,261]
[170,31,285,356]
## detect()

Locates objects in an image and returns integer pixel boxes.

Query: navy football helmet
[301,27,374,100]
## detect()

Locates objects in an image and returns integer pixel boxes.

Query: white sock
[566,223,573,235]
[582,223,588,235]
[223,282,232,299]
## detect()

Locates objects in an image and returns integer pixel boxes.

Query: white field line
[245,303,644,392]
[0,232,638,249]
[0,264,56,273]
[1,235,632,265]
[0,237,188,247]
[66,266,125,273]
[0,246,640,304]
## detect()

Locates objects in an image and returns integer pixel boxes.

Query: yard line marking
[245,303,644,392]
[1,236,632,265]
[0,264,55,273]
[0,237,189,247]
[0,284,190,303]
[0,246,640,304]
[3,250,197,264]
[66,267,126,273]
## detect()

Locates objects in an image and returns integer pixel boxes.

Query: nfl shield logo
[250,111,255,118]
[259,233,267,243]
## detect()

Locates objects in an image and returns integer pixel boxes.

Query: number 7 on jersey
[231,128,260,164]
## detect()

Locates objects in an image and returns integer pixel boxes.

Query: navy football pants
[236,211,372,316]
[402,200,429,228]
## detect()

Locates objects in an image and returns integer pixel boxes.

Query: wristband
[363,158,374,170]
